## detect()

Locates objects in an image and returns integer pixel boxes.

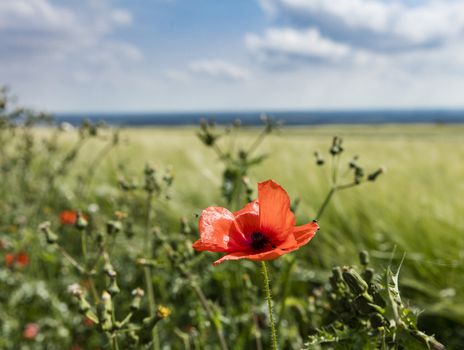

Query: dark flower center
[251,232,269,250]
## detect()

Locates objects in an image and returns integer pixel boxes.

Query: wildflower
[193,180,319,266]
[60,211,78,225]
[17,252,29,267]
[23,323,40,340]
[5,253,15,267]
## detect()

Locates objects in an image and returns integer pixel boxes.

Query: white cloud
[0,0,74,31]
[246,27,355,63]
[188,59,251,81]
[260,0,464,51]
[109,9,133,26]
[0,0,141,86]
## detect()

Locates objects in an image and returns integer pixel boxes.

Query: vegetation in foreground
[1,89,463,349]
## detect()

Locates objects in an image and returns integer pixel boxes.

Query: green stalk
[191,281,229,350]
[144,191,160,350]
[261,261,278,350]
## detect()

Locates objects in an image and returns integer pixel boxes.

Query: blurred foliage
[0,87,462,349]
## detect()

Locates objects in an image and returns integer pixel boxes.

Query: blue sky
[2,0,464,112]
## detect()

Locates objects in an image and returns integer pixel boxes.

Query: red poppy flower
[23,323,40,340]
[60,211,78,225]
[5,253,15,267]
[17,252,29,267]
[193,180,319,266]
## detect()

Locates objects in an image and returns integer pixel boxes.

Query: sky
[2,0,464,112]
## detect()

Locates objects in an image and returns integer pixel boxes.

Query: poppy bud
[101,290,113,312]
[108,278,120,296]
[363,268,375,284]
[131,288,145,311]
[330,136,343,155]
[359,250,369,266]
[78,295,92,314]
[342,267,368,295]
[75,212,88,230]
[368,167,386,182]
[349,156,359,169]
[39,221,58,244]
[314,151,325,166]
[97,304,112,332]
[104,262,116,277]
[332,266,343,282]
[106,220,122,235]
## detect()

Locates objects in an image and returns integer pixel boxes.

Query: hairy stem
[315,187,336,221]
[261,261,278,350]
[144,191,160,350]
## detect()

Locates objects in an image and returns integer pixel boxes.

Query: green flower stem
[144,191,160,350]
[315,187,336,221]
[261,261,278,350]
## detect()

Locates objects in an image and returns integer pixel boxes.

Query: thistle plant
[314,136,385,220]
[197,115,280,209]
[304,251,445,350]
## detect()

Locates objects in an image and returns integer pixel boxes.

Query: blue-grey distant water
[55,110,464,126]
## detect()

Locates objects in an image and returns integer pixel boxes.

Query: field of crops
[1,107,464,349]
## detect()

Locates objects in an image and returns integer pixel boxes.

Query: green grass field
[88,125,464,338]
[2,123,464,349]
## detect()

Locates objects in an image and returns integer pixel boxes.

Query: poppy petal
[196,206,245,252]
[234,200,260,240]
[293,221,319,245]
[213,248,284,266]
[258,180,295,242]
[233,200,259,217]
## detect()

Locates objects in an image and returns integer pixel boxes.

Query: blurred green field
[3,123,464,348]
[85,124,464,328]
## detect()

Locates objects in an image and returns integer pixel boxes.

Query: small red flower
[193,180,319,266]
[5,253,15,267]
[23,323,40,340]
[17,252,29,267]
[60,211,78,225]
